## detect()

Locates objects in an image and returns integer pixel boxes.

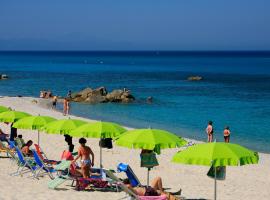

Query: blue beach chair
[117,163,141,187]
[11,146,38,177]
[32,149,55,179]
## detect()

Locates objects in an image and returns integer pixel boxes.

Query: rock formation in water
[187,76,203,81]
[70,87,135,103]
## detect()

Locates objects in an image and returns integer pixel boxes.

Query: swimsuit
[81,159,91,166]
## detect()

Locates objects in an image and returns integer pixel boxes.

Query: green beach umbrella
[13,115,57,145]
[42,119,87,135]
[115,128,187,186]
[115,128,187,153]
[171,142,259,200]
[0,106,10,113]
[0,111,31,123]
[70,121,127,169]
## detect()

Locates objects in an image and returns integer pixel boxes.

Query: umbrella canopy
[42,119,87,135]
[69,121,127,170]
[69,121,127,138]
[115,128,187,154]
[115,128,187,186]
[171,142,259,167]
[13,115,57,130]
[13,115,57,145]
[171,142,259,200]
[0,111,31,123]
[0,106,10,113]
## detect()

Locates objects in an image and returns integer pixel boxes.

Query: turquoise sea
[0,51,270,152]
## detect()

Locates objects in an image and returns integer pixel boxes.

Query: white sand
[0,97,270,200]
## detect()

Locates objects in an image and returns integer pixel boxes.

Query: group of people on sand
[48,90,71,116]
[206,121,231,143]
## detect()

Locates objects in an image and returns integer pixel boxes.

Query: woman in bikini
[224,126,231,143]
[72,138,95,178]
[206,121,214,143]
[123,177,181,200]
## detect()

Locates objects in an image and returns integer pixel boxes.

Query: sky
[0,0,270,51]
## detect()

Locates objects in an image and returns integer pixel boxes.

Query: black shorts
[224,135,230,140]
[52,102,56,106]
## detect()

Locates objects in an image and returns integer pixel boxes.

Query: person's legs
[151,176,163,192]
[209,133,213,142]
[81,164,90,178]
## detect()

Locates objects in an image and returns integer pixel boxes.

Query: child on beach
[224,126,231,143]
[206,121,214,142]
[72,138,95,178]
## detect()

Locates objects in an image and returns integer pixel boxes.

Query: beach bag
[99,138,113,149]
[207,165,226,180]
[61,150,74,161]
[140,152,159,168]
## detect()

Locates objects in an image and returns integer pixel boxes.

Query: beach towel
[207,165,226,180]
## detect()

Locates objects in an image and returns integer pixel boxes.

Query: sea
[0,51,270,153]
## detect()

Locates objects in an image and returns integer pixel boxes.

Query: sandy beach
[0,97,270,200]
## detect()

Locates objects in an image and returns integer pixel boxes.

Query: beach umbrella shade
[171,142,259,200]
[42,119,87,135]
[12,115,57,145]
[69,121,127,170]
[115,128,187,186]
[0,111,31,123]
[0,106,10,113]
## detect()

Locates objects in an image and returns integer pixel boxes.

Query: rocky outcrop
[70,87,135,103]
[187,76,203,81]
[0,74,8,80]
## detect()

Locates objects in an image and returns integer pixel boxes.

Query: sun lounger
[32,149,55,179]
[0,141,18,163]
[11,146,38,178]
[105,170,169,200]
[34,144,59,164]
[117,163,142,187]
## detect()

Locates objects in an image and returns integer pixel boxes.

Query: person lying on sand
[123,177,181,200]
[72,138,95,178]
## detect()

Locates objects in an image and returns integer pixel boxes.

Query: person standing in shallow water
[206,121,214,142]
[224,126,231,143]
[63,98,70,116]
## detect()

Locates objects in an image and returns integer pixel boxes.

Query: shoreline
[1,96,270,200]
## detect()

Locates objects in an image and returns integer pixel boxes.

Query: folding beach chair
[11,146,38,177]
[34,144,59,164]
[0,140,9,157]
[0,140,18,163]
[32,149,55,179]
[104,170,167,200]
[117,163,142,187]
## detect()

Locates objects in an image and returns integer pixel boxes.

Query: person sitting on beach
[72,138,94,178]
[21,140,33,157]
[224,126,231,143]
[0,128,9,143]
[206,121,214,143]
[123,177,181,200]
[15,135,25,149]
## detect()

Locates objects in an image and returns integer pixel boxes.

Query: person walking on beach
[72,138,94,178]
[52,96,57,109]
[223,126,231,143]
[206,121,214,142]
[63,98,70,115]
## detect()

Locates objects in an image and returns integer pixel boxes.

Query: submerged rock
[187,76,203,81]
[0,74,8,80]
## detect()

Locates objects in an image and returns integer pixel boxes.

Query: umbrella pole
[100,139,102,170]
[38,130,40,145]
[214,167,217,200]
[147,168,150,187]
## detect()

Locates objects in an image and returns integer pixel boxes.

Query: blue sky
[0,0,269,50]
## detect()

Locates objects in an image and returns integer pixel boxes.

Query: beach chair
[32,149,55,179]
[117,163,142,187]
[0,140,18,163]
[34,144,59,164]
[11,146,38,178]
[104,170,167,200]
